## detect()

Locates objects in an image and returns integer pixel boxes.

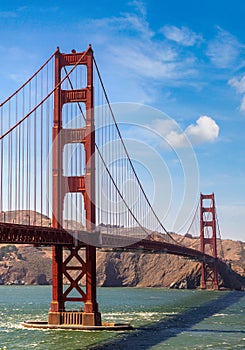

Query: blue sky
[0,0,244,241]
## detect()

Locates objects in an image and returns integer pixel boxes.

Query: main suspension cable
[0,47,90,140]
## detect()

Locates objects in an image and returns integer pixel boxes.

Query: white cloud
[186,116,219,143]
[161,25,203,46]
[151,116,219,148]
[206,27,241,68]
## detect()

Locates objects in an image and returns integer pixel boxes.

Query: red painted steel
[200,193,219,289]
[0,45,225,309]
[51,46,64,313]
[50,46,100,321]
[0,222,217,262]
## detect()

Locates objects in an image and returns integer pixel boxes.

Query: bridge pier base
[48,311,101,326]
[48,245,102,326]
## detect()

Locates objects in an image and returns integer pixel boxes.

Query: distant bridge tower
[200,193,219,290]
[49,46,101,326]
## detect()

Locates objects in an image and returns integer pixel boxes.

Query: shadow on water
[85,291,244,350]
[189,328,245,334]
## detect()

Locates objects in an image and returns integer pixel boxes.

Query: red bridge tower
[48,46,101,326]
[200,193,219,290]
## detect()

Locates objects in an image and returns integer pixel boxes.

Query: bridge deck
[0,222,216,263]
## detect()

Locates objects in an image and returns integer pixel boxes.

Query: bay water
[0,286,244,349]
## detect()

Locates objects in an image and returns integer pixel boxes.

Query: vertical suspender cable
[40,69,43,226]
[0,105,2,213]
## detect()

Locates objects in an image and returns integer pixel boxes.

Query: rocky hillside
[0,238,244,289]
[0,245,52,285]
[0,210,244,289]
[96,237,245,290]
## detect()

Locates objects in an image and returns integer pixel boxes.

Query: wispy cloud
[161,25,203,46]
[206,27,242,68]
[240,96,245,112]
[229,75,245,112]
[83,2,199,99]
[0,11,18,18]
[109,43,196,80]
[81,2,245,114]
[128,0,147,18]
[218,204,245,240]
[229,75,245,93]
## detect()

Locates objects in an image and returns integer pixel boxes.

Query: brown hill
[0,240,244,289]
[96,240,245,290]
[0,211,244,289]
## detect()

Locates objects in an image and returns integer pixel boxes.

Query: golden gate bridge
[0,46,228,329]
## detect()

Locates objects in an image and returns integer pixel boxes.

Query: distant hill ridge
[0,211,244,289]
